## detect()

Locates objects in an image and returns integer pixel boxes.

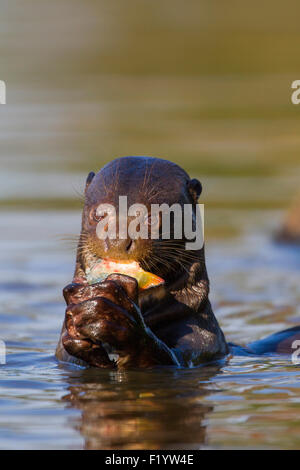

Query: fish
[86,259,164,290]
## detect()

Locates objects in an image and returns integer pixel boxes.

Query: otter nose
[105,237,134,255]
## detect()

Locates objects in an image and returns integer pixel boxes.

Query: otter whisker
[71,184,86,203]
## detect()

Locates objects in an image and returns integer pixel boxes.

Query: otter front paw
[61,332,113,368]
[63,274,178,369]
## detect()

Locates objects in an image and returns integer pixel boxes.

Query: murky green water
[1,0,300,450]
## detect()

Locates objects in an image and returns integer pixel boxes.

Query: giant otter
[56,156,300,369]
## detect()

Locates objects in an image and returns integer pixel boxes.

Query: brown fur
[56,157,228,368]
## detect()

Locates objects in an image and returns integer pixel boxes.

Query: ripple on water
[1,210,300,449]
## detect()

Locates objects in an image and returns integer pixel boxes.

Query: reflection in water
[1,211,300,449]
[62,367,220,449]
[1,210,300,449]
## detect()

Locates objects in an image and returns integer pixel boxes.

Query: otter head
[76,156,203,291]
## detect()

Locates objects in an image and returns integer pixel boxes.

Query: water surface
[1,209,300,449]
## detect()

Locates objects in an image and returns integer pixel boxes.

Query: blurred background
[0,0,300,211]
[1,0,300,450]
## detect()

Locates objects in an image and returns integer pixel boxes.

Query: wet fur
[56,156,300,368]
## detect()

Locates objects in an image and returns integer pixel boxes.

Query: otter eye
[94,213,106,222]
[90,208,107,223]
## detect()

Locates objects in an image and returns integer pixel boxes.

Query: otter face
[77,157,202,284]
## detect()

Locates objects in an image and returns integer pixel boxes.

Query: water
[0,209,300,449]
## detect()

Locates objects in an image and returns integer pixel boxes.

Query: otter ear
[85,171,95,193]
[187,178,202,203]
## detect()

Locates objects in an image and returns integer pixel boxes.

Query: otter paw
[61,331,114,368]
[65,295,145,350]
[63,274,178,368]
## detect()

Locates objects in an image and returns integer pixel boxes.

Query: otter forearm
[56,324,85,365]
[57,321,180,369]
[152,308,228,367]
[117,327,180,368]
[56,320,114,369]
